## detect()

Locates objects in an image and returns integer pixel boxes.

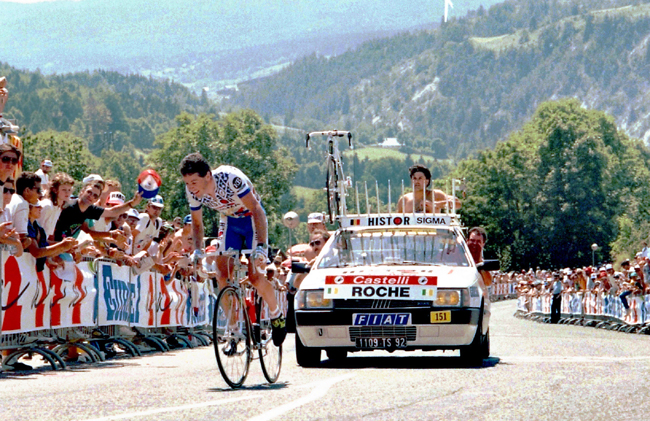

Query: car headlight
[297,290,333,309]
[433,289,464,307]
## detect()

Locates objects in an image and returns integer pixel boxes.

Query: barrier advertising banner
[98,261,132,327]
[131,271,158,328]
[2,253,42,334]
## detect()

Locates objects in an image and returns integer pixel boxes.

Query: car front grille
[348,326,417,341]
[334,299,431,309]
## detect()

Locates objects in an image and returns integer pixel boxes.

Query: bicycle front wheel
[326,158,340,224]
[258,298,282,383]
[213,286,251,389]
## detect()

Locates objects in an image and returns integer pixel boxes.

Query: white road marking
[83,396,253,421]
[247,373,356,421]
[500,355,650,363]
[82,374,355,421]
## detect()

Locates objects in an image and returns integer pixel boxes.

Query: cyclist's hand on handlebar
[191,249,204,266]
[253,245,268,274]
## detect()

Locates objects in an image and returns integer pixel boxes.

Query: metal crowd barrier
[0,248,215,371]
[516,290,650,333]
[489,282,517,302]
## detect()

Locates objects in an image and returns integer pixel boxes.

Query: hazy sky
[0,0,80,2]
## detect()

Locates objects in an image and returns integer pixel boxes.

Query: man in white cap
[307,212,327,235]
[35,159,53,192]
[131,194,164,254]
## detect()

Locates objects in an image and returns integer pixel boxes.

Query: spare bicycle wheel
[326,159,340,224]
[257,298,282,383]
[213,286,251,389]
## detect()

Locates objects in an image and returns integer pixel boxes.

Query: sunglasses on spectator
[3,187,14,194]
[1,156,18,164]
[309,240,322,247]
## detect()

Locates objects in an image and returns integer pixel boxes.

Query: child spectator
[38,172,74,240]
[6,172,41,244]
[26,201,77,271]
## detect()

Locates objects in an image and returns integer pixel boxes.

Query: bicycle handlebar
[305,130,352,148]
[205,249,255,258]
[204,248,266,274]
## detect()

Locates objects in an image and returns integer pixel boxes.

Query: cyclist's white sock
[269,306,281,319]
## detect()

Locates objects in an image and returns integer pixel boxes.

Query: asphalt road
[2,300,650,421]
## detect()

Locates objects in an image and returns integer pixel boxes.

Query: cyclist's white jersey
[186,165,258,218]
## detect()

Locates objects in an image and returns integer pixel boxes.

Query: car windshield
[317,228,470,269]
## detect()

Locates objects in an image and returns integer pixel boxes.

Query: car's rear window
[317,228,470,269]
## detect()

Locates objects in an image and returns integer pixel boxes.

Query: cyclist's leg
[215,217,238,329]
[241,215,286,345]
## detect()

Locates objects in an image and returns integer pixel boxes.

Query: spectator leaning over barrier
[0,177,22,255]
[38,172,74,241]
[587,273,597,290]
[97,179,121,207]
[0,143,20,210]
[54,181,142,241]
[34,159,53,192]
[132,195,164,255]
[26,200,77,272]
[621,259,631,273]
[170,214,194,255]
[6,172,41,247]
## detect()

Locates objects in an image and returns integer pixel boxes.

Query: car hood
[299,265,482,290]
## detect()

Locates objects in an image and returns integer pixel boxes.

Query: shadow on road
[208,381,289,393]
[318,356,500,370]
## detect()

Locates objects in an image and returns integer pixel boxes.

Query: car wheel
[326,349,348,362]
[460,305,486,366]
[295,333,321,367]
[481,328,490,359]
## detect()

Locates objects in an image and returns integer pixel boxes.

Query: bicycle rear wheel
[213,286,251,389]
[257,297,282,383]
[326,158,340,224]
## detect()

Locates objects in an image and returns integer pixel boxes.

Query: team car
[293,213,494,366]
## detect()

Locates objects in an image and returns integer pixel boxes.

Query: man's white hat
[149,194,164,208]
[307,212,324,224]
[42,159,53,167]
[126,208,140,219]
[83,174,104,185]
[107,191,125,206]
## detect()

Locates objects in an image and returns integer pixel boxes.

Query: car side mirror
[477,259,500,272]
[291,261,311,274]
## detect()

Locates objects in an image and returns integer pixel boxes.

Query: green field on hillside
[293,185,320,201]
[343,147,436,162]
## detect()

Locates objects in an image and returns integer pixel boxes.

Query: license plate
[355,337,408,349]
[430,310,451,323]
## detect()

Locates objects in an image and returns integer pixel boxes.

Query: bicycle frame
[209,249,282,388]
[306,130,353,223]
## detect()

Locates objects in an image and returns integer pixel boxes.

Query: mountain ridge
[229,0,650,158]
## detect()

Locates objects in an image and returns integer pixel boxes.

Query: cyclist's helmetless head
[180,152,212,196]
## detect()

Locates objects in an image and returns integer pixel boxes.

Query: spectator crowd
[512,254,650,322]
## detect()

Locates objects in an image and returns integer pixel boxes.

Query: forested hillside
[457,99,650,269]
[230,0,650,159]
[0,63,216,153]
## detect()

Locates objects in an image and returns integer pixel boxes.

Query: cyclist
[180,152,286,346]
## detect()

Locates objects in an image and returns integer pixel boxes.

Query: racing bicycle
[306,130,352,223]
[211,250,282,389]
